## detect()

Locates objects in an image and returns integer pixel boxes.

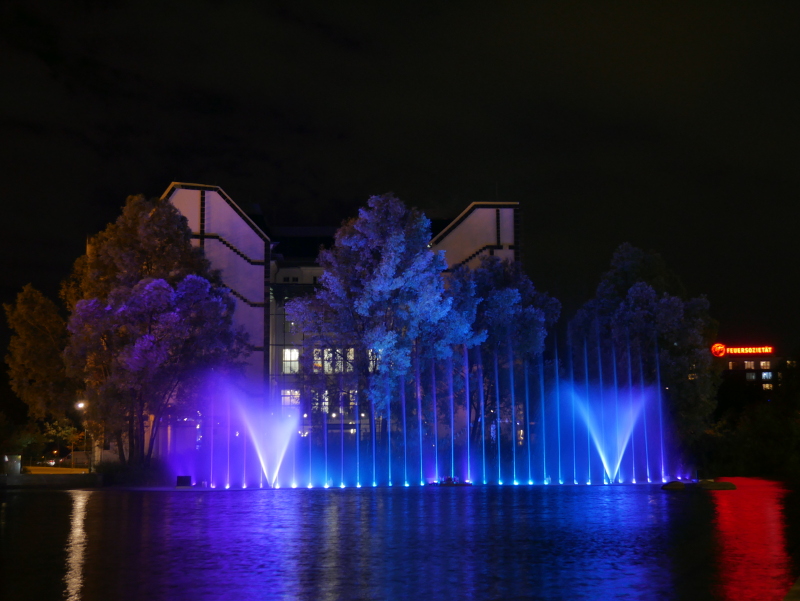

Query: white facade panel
[205,191,264,263]
[204,239,264,304]
[169,188,201,232]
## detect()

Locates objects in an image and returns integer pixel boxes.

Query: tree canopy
[571,243,719,455]
[4,284,78,420]
[286,193,476,411]
[66,275,247,465]
[61,194,247,466]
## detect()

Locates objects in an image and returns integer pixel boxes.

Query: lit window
[763,383,773,390]
[760,361,771,370]
[315,348,355,373]
[728,361,737,370]
[282,348,299,374]
[281,389,300,406]
[746,372,756,381]
[348,390,358,409]
[744,361,755,370]
[762,371,773,380]
[368,349,380,373]
[688,373,697,380]
[787,360,797,368]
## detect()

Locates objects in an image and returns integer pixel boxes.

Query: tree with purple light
[286,193,465,418]
[62,194,246,467]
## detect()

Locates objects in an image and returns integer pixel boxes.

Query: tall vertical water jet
[322,406,328,487]
[612,341,620,483]
[387,382,393,486]
[477,346,486,484]
[538,354,547,484]
[553,339,562,484]
[431,360,439,482]
[524,360,532,484]
[583,338,591,484]
[355,395,361,486]
[507,341,516,484]
[226,397,231,488]
[626,329,636,484]
[494,347,502,484]
[370,397,376,486]
[595,324,606,483]
[568,334,577,484]
[655,337,666,482]
[464,345,472,483]
[639,349,651,482]
[448,355,455,479]
[401,376,408,486]
[416,350,424,485]
[339,390,345,487]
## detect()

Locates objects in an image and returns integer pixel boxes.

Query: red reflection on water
[712,477,794,601]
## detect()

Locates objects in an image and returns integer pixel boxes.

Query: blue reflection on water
[1,484,798,601]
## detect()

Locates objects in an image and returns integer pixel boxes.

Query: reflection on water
[0,482,798,601]
[711,478,794,601]
[64,491,92,601]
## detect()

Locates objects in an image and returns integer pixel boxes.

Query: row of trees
[4,189,742,473]
[4,195,247,466]
[285,196,720,463]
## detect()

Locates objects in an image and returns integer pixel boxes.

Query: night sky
[2,2,799,411]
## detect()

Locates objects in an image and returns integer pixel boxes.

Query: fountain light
[340,483,345,488]
[528,480,534,485]
[292,483,297,489]
[225,484,230,489]
[308,484,313,488]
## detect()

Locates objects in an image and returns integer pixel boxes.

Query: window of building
[760,361,771,370]
[763,383,773,390]
[744,361,755,370]
[368,349,380,373]
[787,360,797,368]
[313,276,318,285]
[688,373,697,380]
[282,348,299,374]
[313,348,355,374]
[284,320,297,334]
[746,372,756,381]
[728,361,737,370]
[283,277,289,282]
[762,371,773,380]
[281,389,300,406]
[292,277,299,283]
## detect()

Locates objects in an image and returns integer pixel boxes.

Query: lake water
[1,478,798,601]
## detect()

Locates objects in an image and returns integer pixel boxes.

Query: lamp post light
[75,401,87,470]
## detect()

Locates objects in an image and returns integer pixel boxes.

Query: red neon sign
[710,344,774,357]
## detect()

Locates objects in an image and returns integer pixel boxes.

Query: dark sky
[2,1,799,411]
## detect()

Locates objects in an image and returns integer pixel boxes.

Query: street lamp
[75,401,88,470]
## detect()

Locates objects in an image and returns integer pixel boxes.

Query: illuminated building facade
[162,182,520,406]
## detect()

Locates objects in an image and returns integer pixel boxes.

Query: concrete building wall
[162,183,269,396]
[430,202,519,270]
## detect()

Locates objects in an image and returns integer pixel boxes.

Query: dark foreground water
[2,478,798,601]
